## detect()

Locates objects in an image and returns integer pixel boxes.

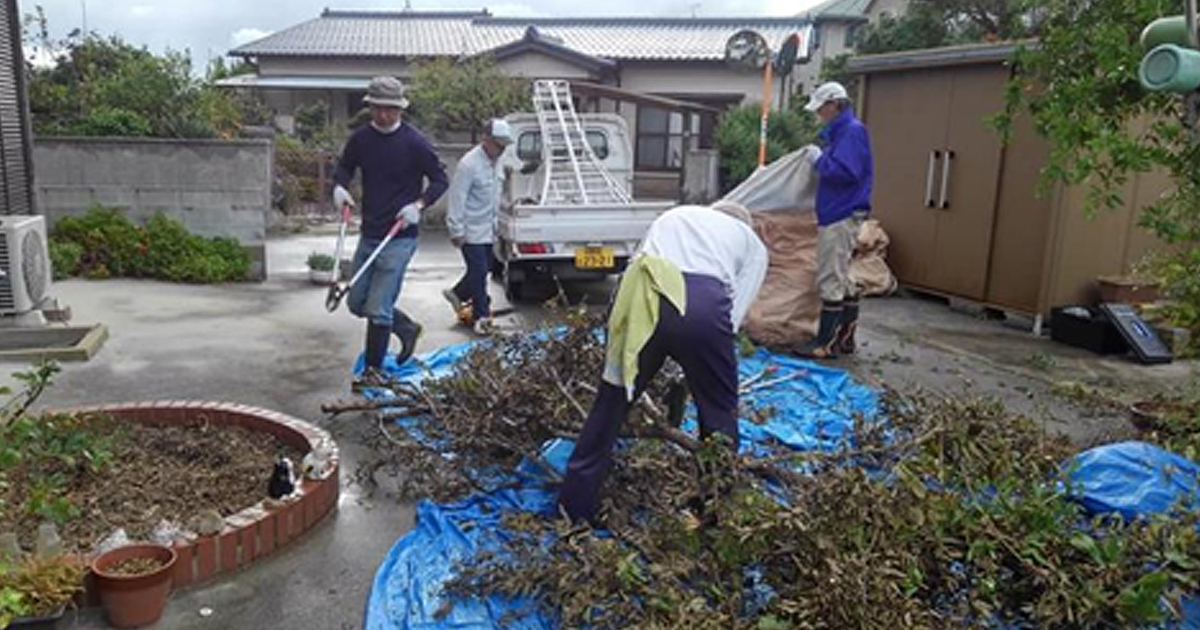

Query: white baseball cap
[805,81,850,112]
[486,119,513,146]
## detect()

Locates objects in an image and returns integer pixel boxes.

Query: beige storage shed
[847,43,1169,323]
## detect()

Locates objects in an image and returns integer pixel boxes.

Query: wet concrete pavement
[15,228,1194,629]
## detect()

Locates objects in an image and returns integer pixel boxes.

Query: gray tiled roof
[230,9,813,61]
[803,0,872,20]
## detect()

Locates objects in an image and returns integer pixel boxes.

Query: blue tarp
[363,344,879,630]
[1066,442,1200,630]
[366,489,559,630]
[361,342,1200,630]
[1068,441,1200,521]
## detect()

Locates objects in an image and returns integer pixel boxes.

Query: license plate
[574,247,615,270]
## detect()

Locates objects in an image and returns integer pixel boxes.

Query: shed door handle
[924,150,939,208]
[939,150,954,209]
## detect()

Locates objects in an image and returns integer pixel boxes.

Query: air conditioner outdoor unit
[0,215,52,315]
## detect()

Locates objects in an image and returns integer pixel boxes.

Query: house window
[636,106,685,171]
[845,24,861,49]
[516,130,610,162]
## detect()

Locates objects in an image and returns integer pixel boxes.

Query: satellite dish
[724,29,769,72]
[773,33,801,77]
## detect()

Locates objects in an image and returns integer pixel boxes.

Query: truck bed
[497,201,674,244]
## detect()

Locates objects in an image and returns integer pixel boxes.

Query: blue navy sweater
[815,109,873,227]
[334,123,449,240]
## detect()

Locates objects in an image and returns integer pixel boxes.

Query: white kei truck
[494,81,673,300]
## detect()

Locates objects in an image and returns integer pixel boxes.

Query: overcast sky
[20,0,823,68]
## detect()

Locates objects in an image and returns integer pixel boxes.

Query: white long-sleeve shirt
[446,145,506,244]
[638,205,768,330]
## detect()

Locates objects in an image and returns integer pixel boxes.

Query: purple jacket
[815,109,873,227]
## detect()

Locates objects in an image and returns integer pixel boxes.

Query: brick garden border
[51,401,340,599]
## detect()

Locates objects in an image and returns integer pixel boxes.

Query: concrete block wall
[34,137,273,279]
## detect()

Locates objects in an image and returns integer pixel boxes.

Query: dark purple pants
[558,274,740,522]
[451,243,493,321]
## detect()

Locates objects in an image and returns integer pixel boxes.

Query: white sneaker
[473,318,495,336]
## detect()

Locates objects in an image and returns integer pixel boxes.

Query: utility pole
[1186,0,1199,134]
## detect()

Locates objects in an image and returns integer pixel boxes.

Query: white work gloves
[398,201,422,227]
[333,185,355,209]
[805,145,823,164]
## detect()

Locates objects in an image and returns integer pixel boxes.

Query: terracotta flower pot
[90,545,176,629]
[1129,399,1194,432]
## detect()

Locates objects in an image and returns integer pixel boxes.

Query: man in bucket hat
[334,76,449,391]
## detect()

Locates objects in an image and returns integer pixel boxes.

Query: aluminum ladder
[531,80,632,205]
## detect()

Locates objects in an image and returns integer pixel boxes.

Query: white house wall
[259,56,411,78]
[796,0,912,97]
[493,52,597,79]
[796,21,852,97]
[618,61,769,103]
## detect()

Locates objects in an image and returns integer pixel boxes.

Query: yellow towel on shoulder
[602,255,686,400]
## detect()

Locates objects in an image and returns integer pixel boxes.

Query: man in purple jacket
[795,81,874,360]
[333,77,449,391]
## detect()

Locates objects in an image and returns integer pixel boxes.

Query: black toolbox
[1050,306,1128,355]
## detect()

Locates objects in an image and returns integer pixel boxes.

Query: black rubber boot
[352,323,395,393]
[392,309,423,366]
[365,323,391,369]
[794,301,843,360]
[836,298,860,355]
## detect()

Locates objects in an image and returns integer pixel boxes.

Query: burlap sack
[744,209,820,347]
[725,147,896,347]
[850,219,898,297]
[745,215,897,347]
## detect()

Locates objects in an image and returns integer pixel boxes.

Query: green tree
[715,103,820,191]
[204,56,257,82]
[406,56,531,140]
[294,100,331,143]
[853,2,951,54]
[818,0,1040,104]
[23,14,268,139]
[847,0,1039,56]
[203,56,274,132]
[997,0,1200,353]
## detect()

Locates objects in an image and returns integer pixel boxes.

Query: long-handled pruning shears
[325,205,411,313]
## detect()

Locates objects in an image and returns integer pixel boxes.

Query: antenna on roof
[404,0,413,10]
[690,3,700,18]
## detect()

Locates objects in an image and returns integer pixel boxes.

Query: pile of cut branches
[326,312,1200,630]
[448,394,1200,630]
[324,309,792,507]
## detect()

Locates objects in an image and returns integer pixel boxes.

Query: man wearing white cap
[795,81,873,359]
[334,76,449,390]
[443,119,515,334]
